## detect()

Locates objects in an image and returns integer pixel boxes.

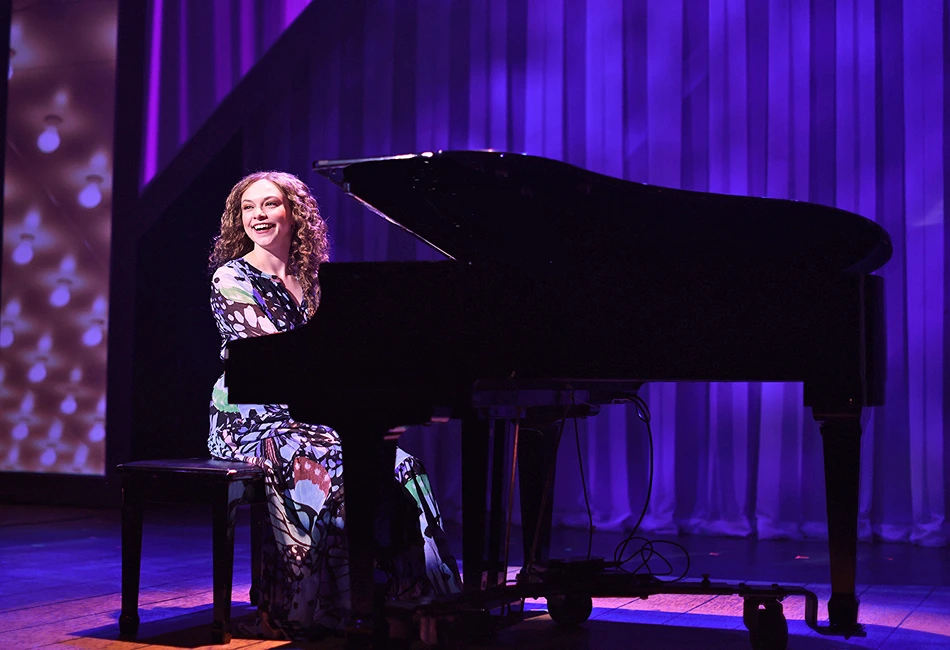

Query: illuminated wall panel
[1,0,117,475]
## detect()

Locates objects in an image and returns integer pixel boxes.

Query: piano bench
[116,458,267,645]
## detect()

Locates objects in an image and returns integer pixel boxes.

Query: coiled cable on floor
[610,393,690,582]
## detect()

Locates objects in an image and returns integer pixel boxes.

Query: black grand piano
[225,150,891,647]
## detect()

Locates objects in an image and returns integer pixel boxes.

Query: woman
[207,170,461,639]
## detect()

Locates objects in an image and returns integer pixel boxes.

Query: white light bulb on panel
[12,234,34,265]
[50,279,72,307]
[78,175,103,208]
[40,447,57,467]
[60,393,77,415]
[5,444,19,466]
[96,394,106,416]
[28,359,47,383]
[20,391,35,413]
[73,443,89,467]
[0,322,14,348]
[59,255,77,275]
[48,419,63,441]
[37,126,60,152]
[82,320,104,346]
[29,335,52,381]
[88,420,105,442]
[24,209,41,231]
[11,419,29,440]
[8,48,14,80]
[37,115,63,154]
[89,151,109,171]
[85,297,109,346]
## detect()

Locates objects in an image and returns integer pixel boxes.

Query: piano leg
[461,416,490,592]
[518,423,558,570]
[486,419,510,589]
[339,425,397,645]
[813,407,863,633]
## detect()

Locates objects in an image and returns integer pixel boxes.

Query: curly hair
[209,171,329,317]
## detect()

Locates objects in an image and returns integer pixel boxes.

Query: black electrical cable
[572,412,595,560]
[609,393,691,583]
[522,391,689,585]
[612,394,654,565]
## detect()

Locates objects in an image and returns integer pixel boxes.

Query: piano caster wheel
[744,599,788,650]
[546,594,592,627]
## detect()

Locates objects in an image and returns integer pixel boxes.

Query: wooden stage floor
[2,503,948,649]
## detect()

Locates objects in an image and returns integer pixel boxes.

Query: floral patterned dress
[208,258,461,638]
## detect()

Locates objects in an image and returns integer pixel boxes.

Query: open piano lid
[313,150,892,275]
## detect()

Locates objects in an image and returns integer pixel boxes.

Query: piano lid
[313,150,892,274]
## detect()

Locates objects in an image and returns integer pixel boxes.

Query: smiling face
[241,179,293,256]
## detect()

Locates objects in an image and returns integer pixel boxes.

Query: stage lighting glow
[37,116,63,153]
[12,234,34,265]
[78,175,103,208]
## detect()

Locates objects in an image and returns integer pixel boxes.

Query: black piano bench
[116,458,267,645]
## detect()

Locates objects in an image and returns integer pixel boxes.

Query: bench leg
[211,483,240,644]
[119,487,143,637]
[249,501,265,606]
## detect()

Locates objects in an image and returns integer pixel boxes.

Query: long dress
[207,258,461,638]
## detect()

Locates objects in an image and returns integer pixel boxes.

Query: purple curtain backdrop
[144,0,947,547]
[141,0,311,185]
